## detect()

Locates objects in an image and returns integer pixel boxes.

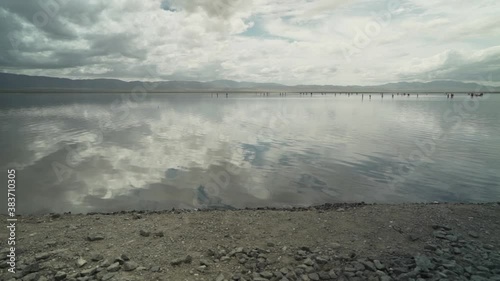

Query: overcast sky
[1,0,499,85]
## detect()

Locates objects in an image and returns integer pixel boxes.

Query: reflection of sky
[0,93,499,214]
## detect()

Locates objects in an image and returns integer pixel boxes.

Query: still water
[1,93,499,214]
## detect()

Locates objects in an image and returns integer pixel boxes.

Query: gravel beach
[1,203,500,281]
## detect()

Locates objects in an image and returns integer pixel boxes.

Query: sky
[0,0,499,86]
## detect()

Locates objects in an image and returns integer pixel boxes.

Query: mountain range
[0,72,498,93]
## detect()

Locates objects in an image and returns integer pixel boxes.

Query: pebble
[76,257,87,268]
[107,262,120,272]
[87,233,105,241]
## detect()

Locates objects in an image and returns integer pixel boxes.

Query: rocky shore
[1,203,500,281]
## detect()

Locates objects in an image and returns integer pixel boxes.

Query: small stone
[21,273,39,281]
[469,231,479,238]
[101,273,116,281]
[373,260,385,270]
[51,213,61,219]
[90,254,104,261]
[216,273,225,281]
[87,233,105,241]
[308,273,320,281]
[35,252,51,260]
[121,254,130,261]
[315,256,328,264]
[260,271,273,278]
[318,271,330,280]
[100,259,111,267]
[303,258,314,266]
[123,261,138,271]
[150,265,161,272]
[171,255,192,266]
[80,267,97,276]
[54,271,67,281]
[361,260,376,271]
[107,262,120,272]
[330,242,341,249]
[200,258,211,267]
[154,231,164,237]
[76,257,87,268]
[139,230,150,237]
[415,255,433,271]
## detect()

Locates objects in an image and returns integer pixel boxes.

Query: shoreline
[1,203,499,280]
[6,201,500,217]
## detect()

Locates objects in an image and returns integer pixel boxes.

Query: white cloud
[0,0,499,85]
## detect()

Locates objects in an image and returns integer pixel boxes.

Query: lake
[1,92,499,214]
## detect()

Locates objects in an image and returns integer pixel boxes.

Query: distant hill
[0,72,498,93]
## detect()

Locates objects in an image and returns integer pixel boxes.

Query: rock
[107,262,120,272]
[35,252,51,260]
[21,272,39,281]
[123,261,138,271]
[330,242,341,249]
[101,273,116,281]
[80,267,97,276]
[307,273,320,281]
[315,256,328,264]
[260,271,273,278]
[90,253,104,261]
[200,258,211,266]
[171,255,192,266]
[216,273,225,281]
[318,271,330,280]
[54,271,67,281]
[46,241,57,247]
[153,231,164,237]
[51,213,61,219]
[469,231,479,238]
[373,260,385,270]
[87,233,105,241]
[139,230,150,237]
[414,255,433,271]
[121,253,130,261]
[100,259,111,267]
[361,260,376,271]
[352,261,365,271]
[150,265,161,272]
[76,257,87,267]
[303,258,314,266]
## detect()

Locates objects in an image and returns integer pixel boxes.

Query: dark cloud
[399,49,500,82]
[0,1,78,40]
[0,1,147,72]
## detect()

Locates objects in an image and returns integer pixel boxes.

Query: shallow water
[1,92,499,214]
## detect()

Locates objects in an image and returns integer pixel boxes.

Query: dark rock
[54,271,67,281]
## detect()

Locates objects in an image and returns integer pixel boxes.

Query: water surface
[1,92,499,214]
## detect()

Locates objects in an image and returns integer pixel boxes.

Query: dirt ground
[1,203,500,281]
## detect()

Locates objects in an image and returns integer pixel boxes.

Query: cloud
[0,0,499,85]
[398,46,500,83]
